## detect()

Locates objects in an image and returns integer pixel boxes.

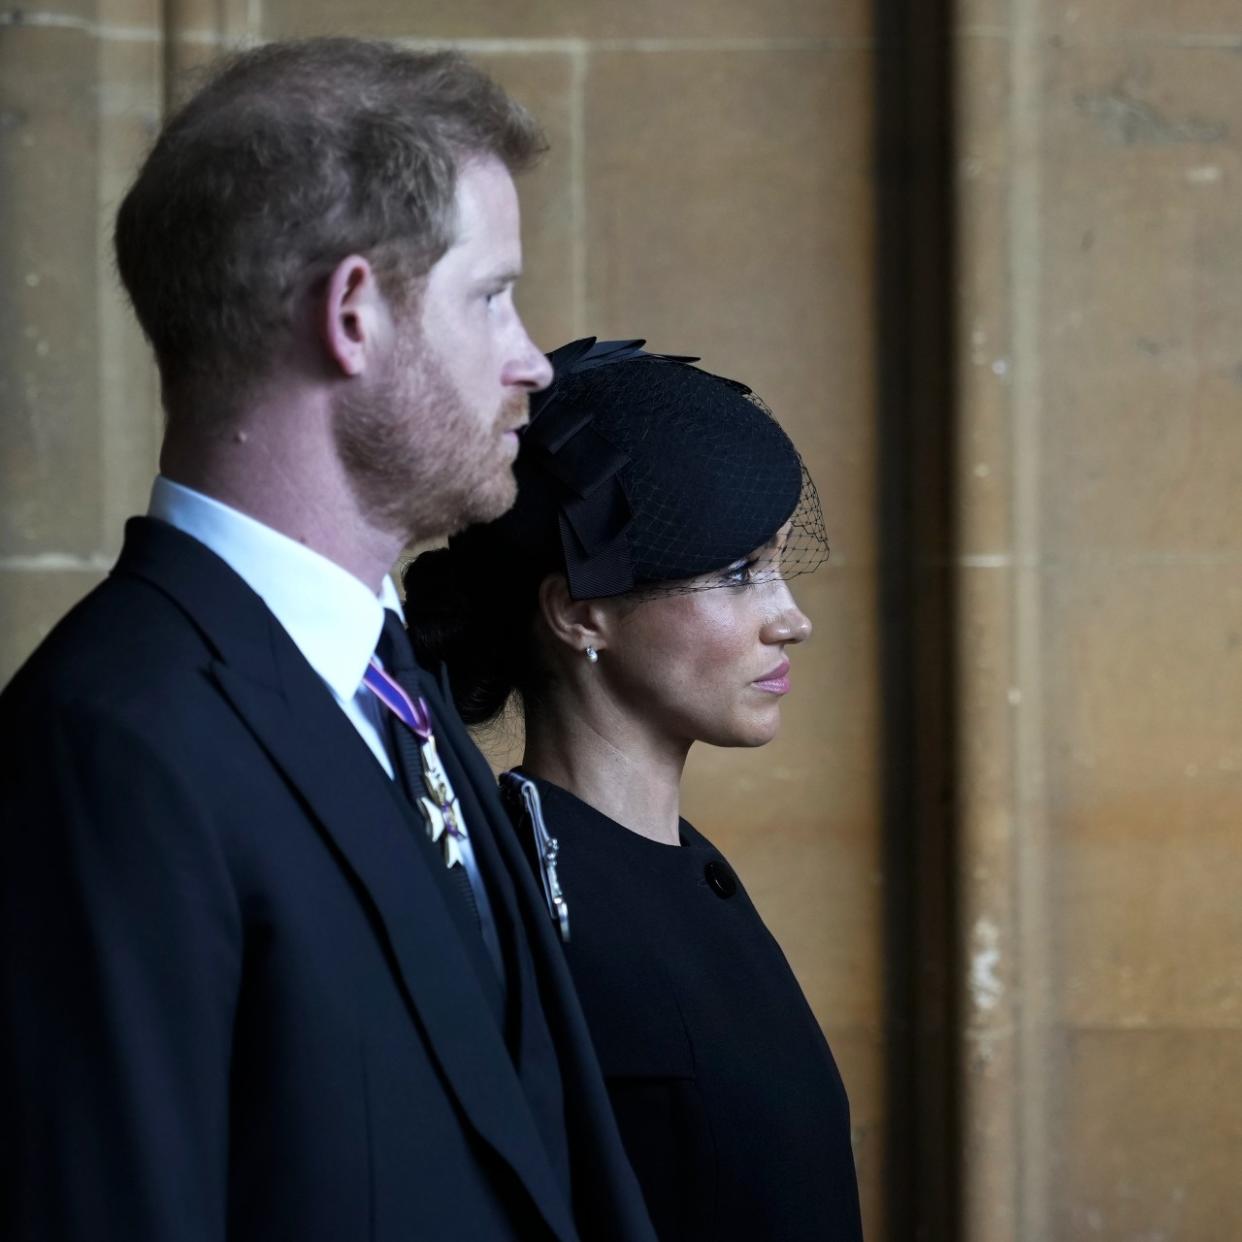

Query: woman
[405,339,863,1241]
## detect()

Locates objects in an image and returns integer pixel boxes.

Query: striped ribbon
[362,657,433,740]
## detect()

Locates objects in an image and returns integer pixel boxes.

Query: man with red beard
[0,40,656,1242]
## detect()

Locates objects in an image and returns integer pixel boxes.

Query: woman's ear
[537,574,610,660]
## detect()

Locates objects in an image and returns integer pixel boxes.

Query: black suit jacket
[0,517,655,1242]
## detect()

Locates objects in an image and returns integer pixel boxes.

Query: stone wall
[955,2,1242,1237]
[2,2,1239,1238]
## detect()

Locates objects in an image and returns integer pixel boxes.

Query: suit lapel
[116,519,577,1242]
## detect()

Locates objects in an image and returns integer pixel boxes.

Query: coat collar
[146,476,400,706]
[113,517,578,1242]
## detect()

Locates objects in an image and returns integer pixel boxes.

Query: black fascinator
[458,338,828,599]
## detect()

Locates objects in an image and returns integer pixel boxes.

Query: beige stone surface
[471,53,578,351]
[1058,826,1242,1029]
[1046,562,1242,1027]
[260,0,869,44]
[724,806,881,1027]
[97,34,163,543]
[955,34,1014,558]
[3,0,161,23]
[1,25,103,556]
[956,569,1018,822]
[957,1,1011,31]
[1053,1030,1242,1241]
[0,569,104,684]
[956,561,1025,1242]
[2,0,97,19]
[1045,563,1242,814]
[583,48,876,565]
[1044,1,1242,40]
[100,0,161,27]
[827,1028,885,1242]
[951,9,1242,1239]
[1039,44,1242,557]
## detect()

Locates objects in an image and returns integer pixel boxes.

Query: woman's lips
[752,658,791,695]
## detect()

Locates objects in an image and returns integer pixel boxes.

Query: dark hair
[114,38,546,416]
[403,534,553,727]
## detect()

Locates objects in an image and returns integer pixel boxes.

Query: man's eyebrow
[481,267,523,286]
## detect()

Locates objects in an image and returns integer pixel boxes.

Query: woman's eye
[723,558,758,586]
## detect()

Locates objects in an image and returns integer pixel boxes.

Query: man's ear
[321,255,391,378]
[538,574,610,659]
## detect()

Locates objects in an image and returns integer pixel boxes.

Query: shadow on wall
[872,0,961,1238]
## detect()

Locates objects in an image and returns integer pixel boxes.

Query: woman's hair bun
[402,541,519,726]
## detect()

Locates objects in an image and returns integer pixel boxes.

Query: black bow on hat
[518,339,700,599]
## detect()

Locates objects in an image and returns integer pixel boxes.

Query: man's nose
[506,325,553,391]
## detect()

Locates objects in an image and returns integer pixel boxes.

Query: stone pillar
[953,1,1242,1238]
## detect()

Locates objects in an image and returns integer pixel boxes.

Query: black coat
[508,775,864,1242]
[0,518,656,1242]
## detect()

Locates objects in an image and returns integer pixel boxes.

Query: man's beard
[333,337,527,545]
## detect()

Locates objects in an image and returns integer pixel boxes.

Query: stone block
[100,0,161,27]
[0,25,102,556]
[1045,563,1242,1028]
[583,48,877,564]
[1053,1029,1242,1241]
[1045,562,1242,820]
[5,0,161,24]
[955,34,1014,558]
[1038,44,1242,556]
[98,34,164,539]
[956,0,1010,32]
[1,1,96,20]
[956,564,1017,824]
[1046,0,1242,41]
[1058,828,1242,1030]
[825,1027,885,1242]
[259,0,870,44]
[471,52,578,351]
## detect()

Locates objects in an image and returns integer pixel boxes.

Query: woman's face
[596,534,814,749]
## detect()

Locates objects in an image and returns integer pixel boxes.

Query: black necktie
[372,612,505,982]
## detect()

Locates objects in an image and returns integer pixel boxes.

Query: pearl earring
[585,646,598,664]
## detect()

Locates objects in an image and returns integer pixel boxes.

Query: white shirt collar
[148,476,402,701]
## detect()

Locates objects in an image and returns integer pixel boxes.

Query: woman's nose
[763,586,813,645]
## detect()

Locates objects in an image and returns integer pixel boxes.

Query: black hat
[462,338,828,599]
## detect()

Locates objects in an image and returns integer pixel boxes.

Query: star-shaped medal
[417,734,467,868]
